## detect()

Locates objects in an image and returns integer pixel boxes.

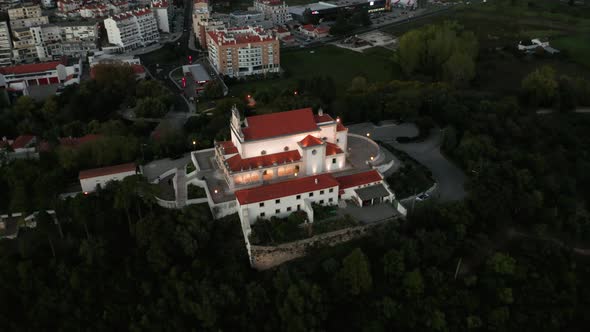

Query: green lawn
[552,34,590,68]
[229,45,397,97]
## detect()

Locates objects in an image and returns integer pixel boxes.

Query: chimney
[318,108,323,116]
[315,178,318,184]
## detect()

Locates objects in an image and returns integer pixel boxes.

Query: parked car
[416,193,430,201]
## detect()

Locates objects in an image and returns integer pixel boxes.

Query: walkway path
[175,168,187,208]
[508,228,590,256]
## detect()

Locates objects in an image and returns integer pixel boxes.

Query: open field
[229,45,397,97]
[552,34,590,68]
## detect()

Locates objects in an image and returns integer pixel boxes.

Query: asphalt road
[348,122,466,202]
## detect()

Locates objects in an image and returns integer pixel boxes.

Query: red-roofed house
[79,162,139,193]
[0,135,37,154]
[0,58,82,96]
[299,24,330,39]
[210,107,348,189]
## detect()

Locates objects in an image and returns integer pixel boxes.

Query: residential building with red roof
[0,57,83,98]
[206,26,280,77]
[104,8,159,51]
[299,24,330,39]
[79,162,138,193]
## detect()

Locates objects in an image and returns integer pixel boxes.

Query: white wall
[238,185,338,224]
[336,129,348,152]
[80,170,137,192]
[318,123,337,143]
[301,144,326,176]
[324,153,345,172]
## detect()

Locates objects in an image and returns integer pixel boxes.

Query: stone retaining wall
[249,218,396,270]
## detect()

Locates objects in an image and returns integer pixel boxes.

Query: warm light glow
[370,156,374,161]
[192,140,196,145]
[84,191,88,195]
[247,94,251,99]
[336,117,340,122]
[294,90,298,95]
[214,189,218,194]
[294,172,298,176]
[366,133,370,137]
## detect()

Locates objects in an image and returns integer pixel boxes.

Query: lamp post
[366,132,371,162]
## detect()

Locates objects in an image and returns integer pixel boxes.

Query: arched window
[312,149,317,155]
[261,150,267,155]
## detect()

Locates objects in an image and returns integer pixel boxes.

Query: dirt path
[507,228,590,256]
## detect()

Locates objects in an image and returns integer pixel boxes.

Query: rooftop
[299,135,324,148]
[79,162,136,180]
[235,173,339,205]
[11,135,35,149]
[0,59,65,75]
[216,140,239,155]
[242,108,319,141]
[336,170,383,189]
[207,26,276,46]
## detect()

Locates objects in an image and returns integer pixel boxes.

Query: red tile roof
[59,134,102,148]
[132,64,145,74]
[326,142,343,156]
[337,122,347,132]
[315,26,330,34]
[0,60,63,75]
[301,24,314,32]
[11,135,35,149]
[226,150,301,172]
[235,173,339,205]
[242,108,318,140]
[79,162,136,180]
[299,135,323,148]
[336,170,383,189]
[314,113,334,123]
[217,140,238,155]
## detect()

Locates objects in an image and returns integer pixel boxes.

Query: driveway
[348,122,466,202]
[142,154,191,182]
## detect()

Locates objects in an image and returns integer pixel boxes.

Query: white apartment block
[104,8,160,51]
[11,22,98,62]
[8,5,49,29]
[253,0,292,25]
[151,0,171,33]
[0,21,12,66]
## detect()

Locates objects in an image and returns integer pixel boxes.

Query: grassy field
[229,45,397,97]
[552,34,590,68]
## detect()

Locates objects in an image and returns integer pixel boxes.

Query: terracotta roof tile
[11,135,35,149]
[336,170,382,189]
[217,140,238,155]
[242,108,318,140]
[299,135,323,148]
[235,173,338,205]
[326,142,343,156]
[0,61,63,75]
[79,162,136,180]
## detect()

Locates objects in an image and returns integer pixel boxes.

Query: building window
[297,204,301,210]
[275,209,280,214]
[332,158,336,164]
[329,188,334,193]
[287,207,292,212]
[329,198,333,203]
[259,202,264,207]
[284,146,289,151]
[312,149,317,155]
[260,212,265,217]
[337,138,340,143]
[275,199,280,204]
[309,192,314,197]
[296,195,301,199]
[261,150,267,155]
[319,200,324,204]
[320,190,324,195]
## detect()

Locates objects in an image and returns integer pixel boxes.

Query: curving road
[348,122,466,202]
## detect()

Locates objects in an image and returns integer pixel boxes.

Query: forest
[2,0,590,329]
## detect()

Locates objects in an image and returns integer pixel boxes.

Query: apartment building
[104,8,160,51]
[207,26,280,77]
[0,21,12,66]
[151,0,171,33]
[0,0,22,12]
[253,0,291,25]
[11,22,98,62]
[8,5,49,30]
